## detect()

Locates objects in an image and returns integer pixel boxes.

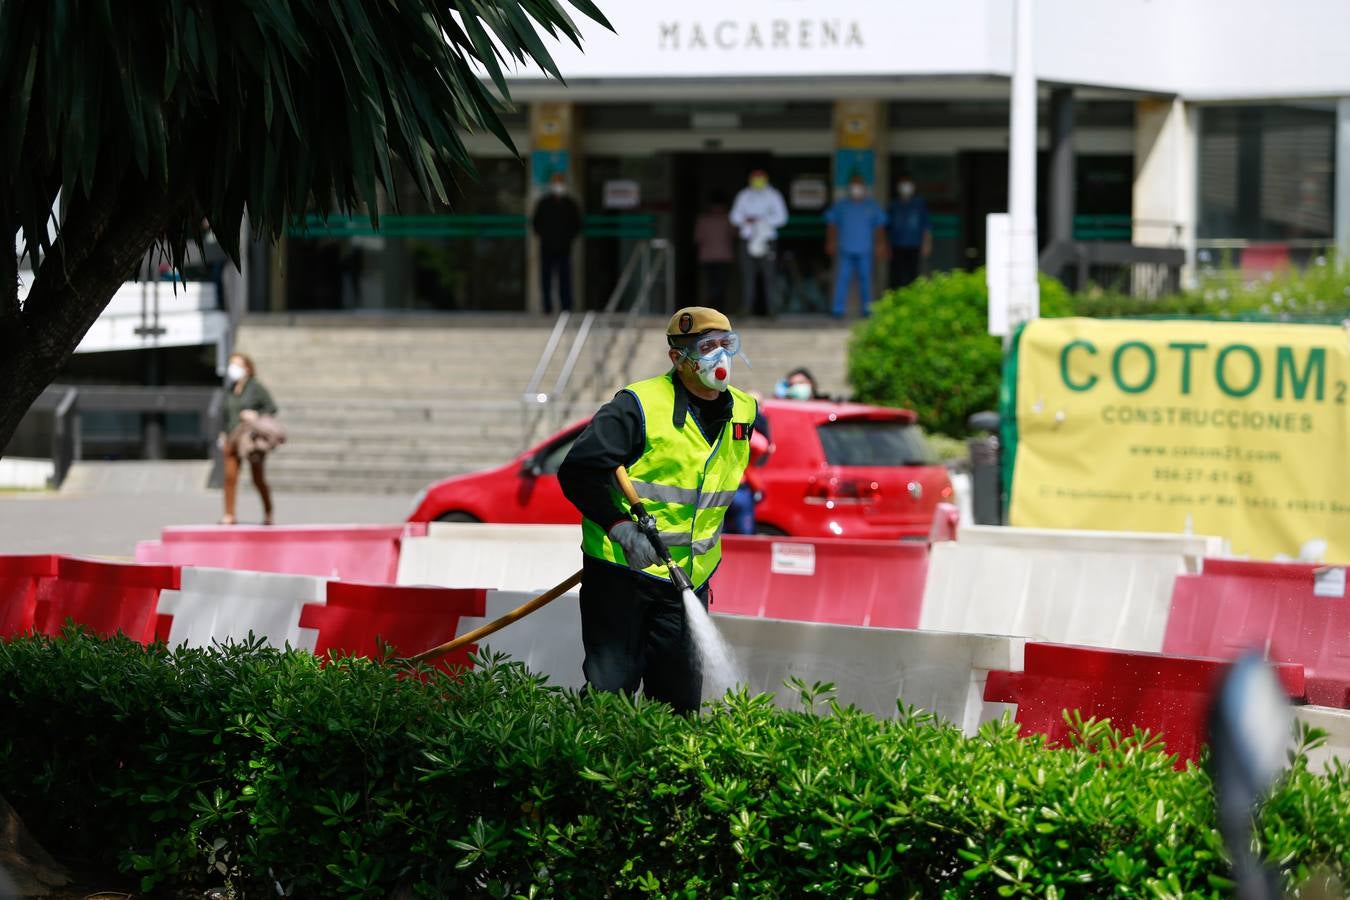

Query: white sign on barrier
[1314,567,1346,598]
[770,542,816,576]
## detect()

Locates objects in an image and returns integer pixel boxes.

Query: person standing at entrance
[729,169,788,317]
[824,175,887,318]
[887,173,931,289]
[558,307,757,714]
[531,172,582,313]
[693,192,735,309]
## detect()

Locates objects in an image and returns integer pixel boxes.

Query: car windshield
[816,420,936,467]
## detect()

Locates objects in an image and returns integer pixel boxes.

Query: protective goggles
[686,330,741,358]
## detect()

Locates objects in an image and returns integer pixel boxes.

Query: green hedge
[848,261,1350,437]
[848,270,1073,437]
[0,631,1346,897]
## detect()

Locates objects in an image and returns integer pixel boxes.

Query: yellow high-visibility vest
[581,373,756,588]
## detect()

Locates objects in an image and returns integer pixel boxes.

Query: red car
[407,400,953,540]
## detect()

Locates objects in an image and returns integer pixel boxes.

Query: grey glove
[609,520,662,571]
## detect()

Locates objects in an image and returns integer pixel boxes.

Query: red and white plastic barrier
[712,536,927,629]
[157,567,328,651]
[136,523,426,582]
[397,524,581,592]
[1164,558,1350,708]
[28,557,180,644]
[0,554,60,637]
[984,642,1306,767]
[920,526,1223,651]
[299,581,488,673]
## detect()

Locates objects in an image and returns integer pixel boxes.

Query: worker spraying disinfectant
[555,307,754,710]
[410,307,753,710]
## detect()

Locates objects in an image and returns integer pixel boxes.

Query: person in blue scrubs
[824,175,887,318]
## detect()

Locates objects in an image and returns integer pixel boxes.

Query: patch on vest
[733,422,750,440]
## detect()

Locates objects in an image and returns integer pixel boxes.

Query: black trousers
[890,247,921,289]
[540,248,573,313]
[578,555,708,714]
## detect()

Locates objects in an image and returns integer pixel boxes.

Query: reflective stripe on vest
[581,374,755,588]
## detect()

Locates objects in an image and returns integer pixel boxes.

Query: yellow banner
[1009,317,1350,560]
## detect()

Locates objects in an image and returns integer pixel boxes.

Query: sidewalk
[0,462,415,558]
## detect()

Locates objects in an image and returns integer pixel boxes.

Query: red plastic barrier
[298,581,487,673]
[1164,558,1350,708]
[31,557,181,644]
[712,536,927,629]
[135,523,428,582]
[984,643,1306,767]
[0,555,60,637]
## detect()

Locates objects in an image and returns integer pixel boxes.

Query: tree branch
[0,177,184,453]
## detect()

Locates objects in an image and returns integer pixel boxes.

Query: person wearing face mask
[728,169,788,317]
[531,172,583,314]
[774,366,824,401]
[558,307,757,714]
[824,174,888,318]
[887,172,932,289]
[219,353,279,526]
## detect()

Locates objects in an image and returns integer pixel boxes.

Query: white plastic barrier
[953,525,1227,571]
[1293,706,1350,775]
[397,525,581,592]
[157,567,326,652]
[451,592,1021,734]
[459,589,587,690]
[920,526,1228,652]
[713,616,1023,733]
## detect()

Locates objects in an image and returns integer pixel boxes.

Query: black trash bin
[966,411,1002,526]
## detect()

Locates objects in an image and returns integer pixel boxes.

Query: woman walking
[220,352,280,525]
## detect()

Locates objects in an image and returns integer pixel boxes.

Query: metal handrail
[519,239,674,448]
[521,311,572,404]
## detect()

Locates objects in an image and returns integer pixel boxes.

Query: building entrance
[670,152,833,316]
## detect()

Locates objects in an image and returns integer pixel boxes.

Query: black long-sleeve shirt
[531,194,582,255]
[558,372,737,531]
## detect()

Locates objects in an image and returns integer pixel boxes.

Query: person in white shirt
[728,169,789,317]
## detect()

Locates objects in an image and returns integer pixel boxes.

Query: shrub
[848,270,1073,437]
[0,630,1346,897]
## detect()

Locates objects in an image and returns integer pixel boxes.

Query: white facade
[517,0,1350,100]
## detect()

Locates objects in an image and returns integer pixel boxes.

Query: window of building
[285,156,528,312]
[1198,104,1336,245]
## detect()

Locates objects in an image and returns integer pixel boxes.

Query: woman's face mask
[787,382,813,400]
[226,362,248,383]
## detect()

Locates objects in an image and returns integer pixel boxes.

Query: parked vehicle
[407,400,953,540]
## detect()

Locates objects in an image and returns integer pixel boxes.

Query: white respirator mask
[683,330,746,393]
[226,363,248,383]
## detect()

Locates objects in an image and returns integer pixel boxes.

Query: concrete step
[235,316,855,493]
[279,413,530,438]
[263,465,472,495]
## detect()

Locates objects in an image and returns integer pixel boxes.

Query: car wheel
[435,511,480,524]
[753,523,788,537]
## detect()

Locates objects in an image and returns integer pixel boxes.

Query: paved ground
[0,462,415,558]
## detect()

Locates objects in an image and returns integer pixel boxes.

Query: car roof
[761,398,918,424]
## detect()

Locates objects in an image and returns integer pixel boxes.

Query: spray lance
[613,465,699,598]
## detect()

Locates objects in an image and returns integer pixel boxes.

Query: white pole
[1008,0,1040,331]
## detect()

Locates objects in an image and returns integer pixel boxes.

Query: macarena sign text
[658,19,865,52]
